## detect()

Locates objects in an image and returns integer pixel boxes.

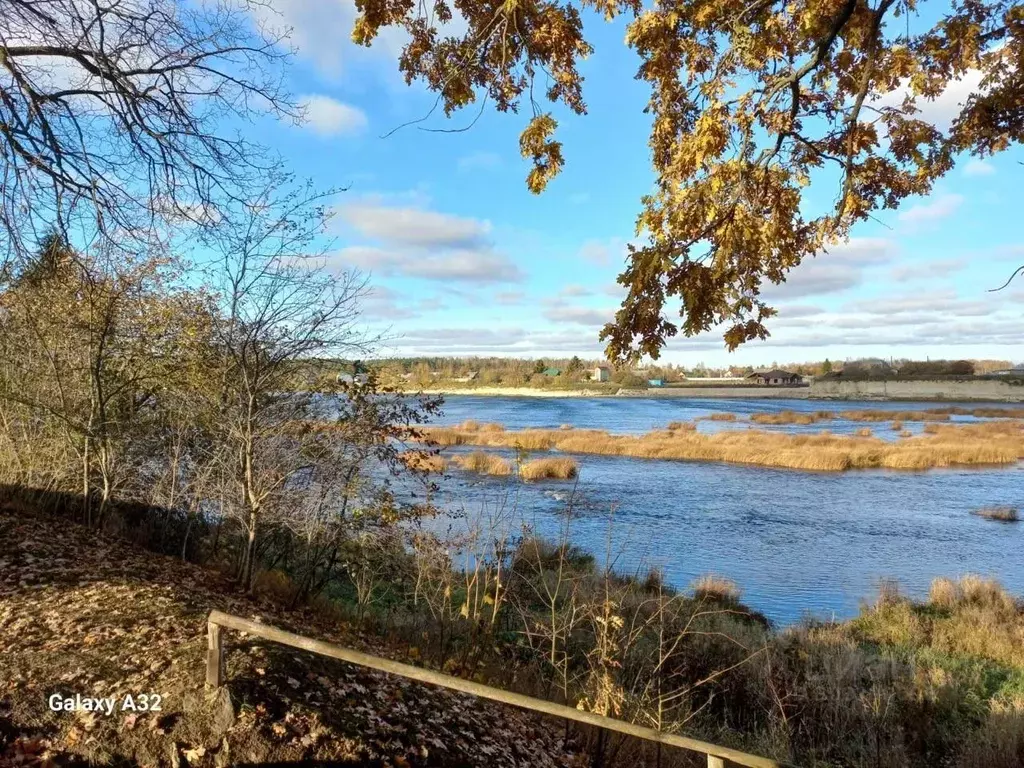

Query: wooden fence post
[708,756,726,768]
[206,621,223,687]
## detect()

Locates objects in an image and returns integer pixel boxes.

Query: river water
[417,396,1023,626]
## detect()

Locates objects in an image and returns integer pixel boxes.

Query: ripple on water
[407,396,1023,625]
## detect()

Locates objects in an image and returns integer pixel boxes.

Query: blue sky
[250,1,1023,367]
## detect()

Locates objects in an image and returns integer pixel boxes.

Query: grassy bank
[418,419,1024,472]
[5,495,1024,768]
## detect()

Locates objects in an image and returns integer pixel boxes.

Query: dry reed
[667,420,697,431]
[855,427,873,437]
[416,419,1024,473]
[972,506,1019,523]
[399,450,446,473]
[452,451,513,476]
[842,409,952,422]
[707,413,738,422]
[520,457,578,481]
[692,574,742,602]
[750,410,825,425]
[891,420,904,430]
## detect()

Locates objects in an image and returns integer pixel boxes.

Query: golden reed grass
[417,419,1024,473]
[666,420,698,431]
[520,457,578,481]
[452,451,513,476]
[692,574,741,602]
[706,412,738,422]
[972,506,1019,523]
[399,450,446,473]
[750,410,826,425]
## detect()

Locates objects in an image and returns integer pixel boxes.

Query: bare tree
[197,176,372,589]
[0,0,297,260]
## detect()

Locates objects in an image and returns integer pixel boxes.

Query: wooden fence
[206,610,788,768]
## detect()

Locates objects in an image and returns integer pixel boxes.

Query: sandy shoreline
[413,386,604,398]
[410,386,811,399]
[403,385,1022,402]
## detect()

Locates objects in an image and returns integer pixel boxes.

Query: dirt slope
[0,506,582,767]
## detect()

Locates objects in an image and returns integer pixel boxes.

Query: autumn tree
[353,0,1023,360]
[0,234,204,526]
[0,0,297,261]
[194,177,373,589]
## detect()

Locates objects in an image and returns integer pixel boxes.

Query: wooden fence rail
[206,610,787,768]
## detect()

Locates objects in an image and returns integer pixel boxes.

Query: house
[748,369,803,386]
[991,364,1024,377]
[542,367,562,377]
[592,364,611,382]
[338,360,370,386]
[337,372,369,386]
[647,379,664,387]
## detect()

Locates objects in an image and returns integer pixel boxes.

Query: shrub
[520,457,578,480]
[692,574,741,602]
[667,420,697,431]
[399,450,446,473]
[972,506,1019,523]
[453,451,513,476]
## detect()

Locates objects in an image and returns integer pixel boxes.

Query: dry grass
[692,574,742,602]
[452,451,513,476]
[929,577,960,609]
[972,506,1020,523]
[519,457,578,481]
[899,430,914,438]
[667,420,697,431]
[417,419,1024,473]
[750,410,826,425]
[707,412,738,422]
[424,428,467,447]
[842,409,952,422]
[855,427,873,437]
[399,450,446,473]
[891,420,904,430]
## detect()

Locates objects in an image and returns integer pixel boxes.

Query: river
[415,396,1024,626]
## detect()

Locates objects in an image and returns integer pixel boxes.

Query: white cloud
[340,202,491,248]
[362,285,418,320]
[333,245,523,284]
[872,69,985,130]
[559,284,592,298]
[762,238,896,300]
[898,194,964,226]
[494,291,526,305]
[330,198,524,283]
[542,306,614,326]
[963,159,996,177]
[578,237,629,265]
[776,305,826,319]
[844,290,992,318]
[299,95,367,136]
[251,0,407,78]
[890,258,966,282]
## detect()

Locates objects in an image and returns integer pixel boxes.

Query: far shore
[405,385,1023,402]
